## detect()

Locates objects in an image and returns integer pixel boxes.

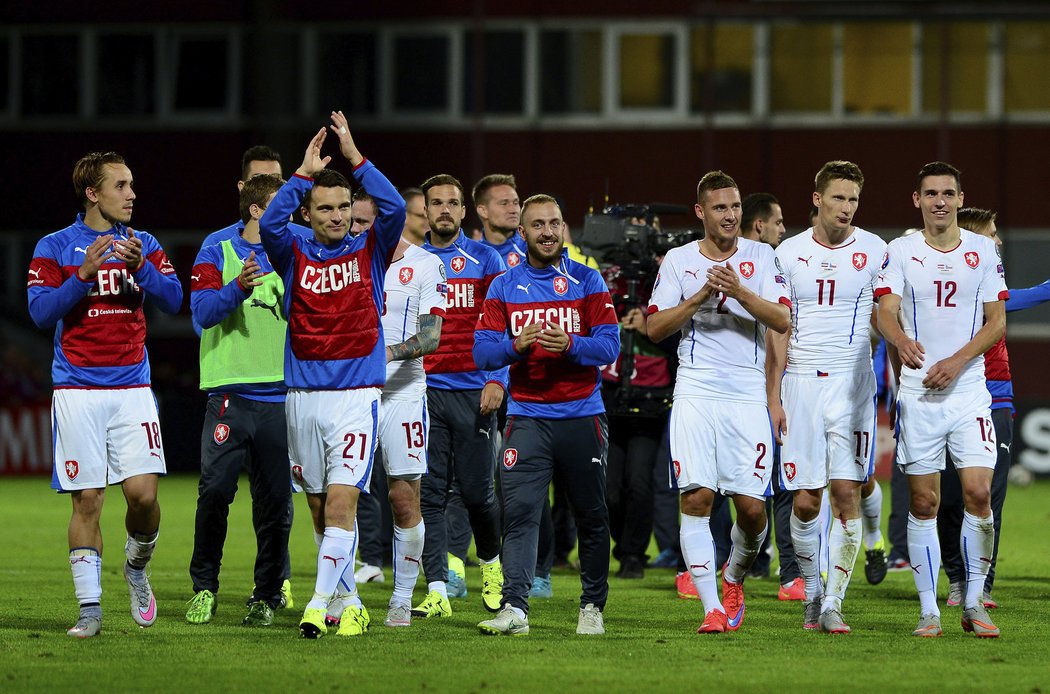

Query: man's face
[403,195,429,241]
[913,175,963,233]
[239,159,282,190]
[350,200,377,236]
[695,187,741,244]
[89,163,136,225]
[814,179,860,237]
[477,185,521,235]
[757,203,785,247]
[425,184,466,240]
[520,201,564,266]
[974,221,1001,248]
[302,185,352,245]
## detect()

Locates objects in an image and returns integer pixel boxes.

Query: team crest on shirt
[672,460,681,479]
[291,465,304,483]
[450,256,466,274]
[738,262,755,279]
[965,251,980,268]
[783,462,797,482]
[213,423,231,445]
[399,267,414,285]
[503,448,518,469]
[507,252,521,267]
[553,277,568,295]
[65,460,79,481]
[852,253,867,270]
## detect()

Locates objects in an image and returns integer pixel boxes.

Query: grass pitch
[1,475,1048,693]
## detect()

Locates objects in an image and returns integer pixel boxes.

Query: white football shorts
[895,387,996,475]
[286,388,381,494]
[379,395,429,479]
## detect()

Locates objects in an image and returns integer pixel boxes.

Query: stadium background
[3,0,1050,479]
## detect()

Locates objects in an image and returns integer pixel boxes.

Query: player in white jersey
[768,161,886,634]
[876,161,1006,638]
[327,193,447,630]
[647,171,790,634]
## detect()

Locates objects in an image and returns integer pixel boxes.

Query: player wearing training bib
[767,161,886,634]
[876,161,1006,639]
[475,194,619,636]
[647,171,790,635]
[28,151,183,638]
[259,115,406,639]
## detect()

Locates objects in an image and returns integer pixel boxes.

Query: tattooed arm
[385,314,443,362]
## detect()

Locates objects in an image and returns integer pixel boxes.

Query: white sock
[823,518,861,613]
[70,548,102,612]
[860,482,884,548]
[790,512,823,601]
[680,514,721,614]
[125,530,158,570]
[724,521,767,585]
[333,529,363,609]
[428,581,448,599]
[818,489,831,578]
[907,514,941,616]
[391,521,424,607]
[307,527,355,611]
[961,511,995,609]
[479,555,499,565]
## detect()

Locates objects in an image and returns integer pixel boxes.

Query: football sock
[860,481,884,548]
[307,527,354,611]
[818,489,832,578]
[125,530,158,570]
[428,581,449,599]
[391,520,424,607]
[680,514,721,613]
[790,512,824,601]
[961,510,995,609]
[823,518,861,613]
[724,521,767,585]
[70,548,102,615]
[907,514,941,616]
[479,555,499,565]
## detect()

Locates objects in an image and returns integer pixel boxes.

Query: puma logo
[342,463,357,474]
[251,297,280,320]
[70,556,89,565]
[689,562,711,571]
[74,247,88,254]
[911,256,926,266]
[797,553,814,563]
[798,256,811,266]
[516,283,531,294]
[407,452,423,463]
[910,563,923,574]
[191,274,201,282]
[322,555,344,568]
[684,269,702,280]
[28,268,41,277]
[834,565,850,576]
[404,556,421,565]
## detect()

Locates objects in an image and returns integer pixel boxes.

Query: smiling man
[474,194,619,636]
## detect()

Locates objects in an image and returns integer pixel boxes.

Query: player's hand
[537,321,571,353]
[514,323,542,354]
[479,382,505,415]
[114,228,144,271]
[707,262,743,299]
[296,127,332,178]
[77,233,117,281]
[897,338,925,370]
[329,111,364,167]
[236,251,263,290]
[923,354,966,391]
[769,401,788,444]
[685,283,715,309]
[622,307,646,333]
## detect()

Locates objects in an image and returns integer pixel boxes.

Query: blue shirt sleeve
[1005,279,1050,313]
[260,175,311,274]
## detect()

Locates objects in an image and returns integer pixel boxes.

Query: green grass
[1,475,1049,693]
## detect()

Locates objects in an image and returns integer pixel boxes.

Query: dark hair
[302,168,352,209]
[741,193,780,232]
[421,174,466,205]
[239,173,284,224]
[472,174,517,206]
[696,171,738,204]
[520,194,561,224]
[815,160,864,194]
[73,151,127,207]
[916,161,961,192]
[241,145,282,180]
[353,188,378,215]
[957,207,997,234]
[400,186,424,205]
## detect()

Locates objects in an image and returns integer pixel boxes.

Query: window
[922,23,987,114]
[619,32,675,108]
[172,36,230,111]
[770,23,832,113]
[319,32,376,116]
[393,33,449,111]
[97,33,156,116]
[690,24,752,113]
[1004,22,1050,112]
[843,22,912,115]
[540,29,602,114]
[22,34,80,116]
[462,30,525,115]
